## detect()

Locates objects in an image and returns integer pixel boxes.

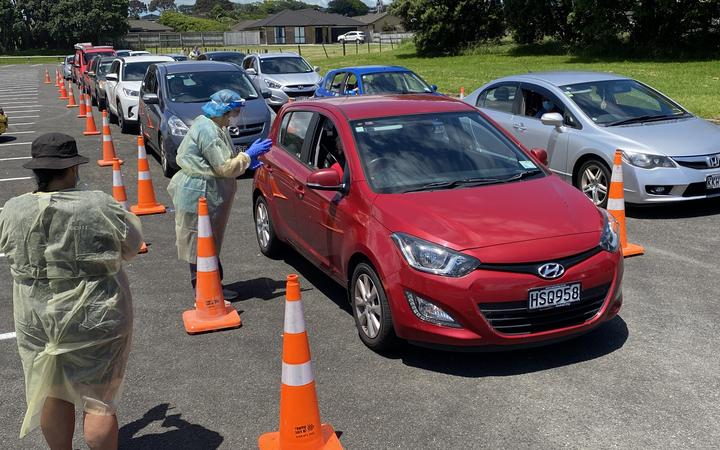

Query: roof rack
[74,42,93,50]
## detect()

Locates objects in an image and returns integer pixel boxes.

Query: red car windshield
[351,112,544,194]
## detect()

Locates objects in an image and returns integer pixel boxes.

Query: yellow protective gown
[167,115,250,263]
[0,189,143,438]
[0,112,7,135]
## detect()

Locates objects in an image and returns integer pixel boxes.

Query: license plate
[528,283,582,310]
[706,174,720,190]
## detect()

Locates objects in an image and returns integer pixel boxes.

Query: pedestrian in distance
[167,89,271,299]
[0,133,144,449]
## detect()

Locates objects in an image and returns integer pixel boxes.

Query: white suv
[338,31,365,43]
[105,55,174,133]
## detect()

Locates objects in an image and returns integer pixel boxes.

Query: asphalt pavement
[0,64,718,449]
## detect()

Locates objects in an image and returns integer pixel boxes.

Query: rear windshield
[260,57,313,74]
[86,52,115,64]
[165,70,258,103]
[361,72,433,95]
[123,61,159,81]
[208,53,245,66]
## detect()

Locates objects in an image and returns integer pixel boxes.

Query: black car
[138,61,271,177]
[87,57,116,109]
[197,51,246,67]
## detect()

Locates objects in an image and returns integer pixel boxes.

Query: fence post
[379,36,382,52]
[367,39,370,53]
[201,33,205,48]
[322,43,328,58]
[297,44,301,55]
[342,40,346,56]
[355,39,358,54]
[390,37,394,50]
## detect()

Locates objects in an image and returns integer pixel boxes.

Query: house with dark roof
[247,9,365,44]
[354,12,404,34]
[128,19,173,33]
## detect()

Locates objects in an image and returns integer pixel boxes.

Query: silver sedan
[464,72,720,206]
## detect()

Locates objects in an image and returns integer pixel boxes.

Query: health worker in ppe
[167,89,271,299]
[0,133,144,448]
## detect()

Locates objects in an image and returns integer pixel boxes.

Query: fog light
[404,291,461,328]
[645,185,672,195]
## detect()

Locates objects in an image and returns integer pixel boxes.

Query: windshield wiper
[606,114,683,127]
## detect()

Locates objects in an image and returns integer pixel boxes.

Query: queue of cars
[63,43,719,352]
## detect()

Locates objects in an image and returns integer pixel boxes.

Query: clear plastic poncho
[0,189,143,438]
[167,115,250,263]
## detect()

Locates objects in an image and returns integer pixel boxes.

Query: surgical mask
[542,100,553,111]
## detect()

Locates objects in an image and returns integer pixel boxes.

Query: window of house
[294,27,306,44]
[275,27,286,44]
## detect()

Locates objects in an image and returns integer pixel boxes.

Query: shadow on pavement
[385,316,629,377]
[280,248,351,314]
[0,135,17,143]
[626,197,720,219]
[119,403,223,449]
[225,276,287,302]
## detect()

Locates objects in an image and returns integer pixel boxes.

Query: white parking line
[0,156,31,161]
[0,142,31,147]
[2,104,41,108]
[8,122,35,126]
[0,332,16,340]
[3,110,40,113]
[31,64,43,67]
[5,131,35,135]
[0,176,32,181]
[0,101,41,105]
[9,115,39,119]
[0,88,37,92]
[1,65,15,68]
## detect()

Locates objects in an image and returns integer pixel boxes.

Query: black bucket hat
[23,133,89,170]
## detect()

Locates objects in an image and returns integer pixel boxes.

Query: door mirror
[314,66,320,72]
[246,68,256,76]
[142,93,159,104]
[307,168,344,191]
[540,112,564,128]
[530,148,548,166]
[105,73,118,82]
[430,84,438,92]
[262,90,272,99]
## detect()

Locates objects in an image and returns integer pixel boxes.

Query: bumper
[384,248,624,349]
[118,94,140,123]
[266,87,317,106]
[623,163,720,204]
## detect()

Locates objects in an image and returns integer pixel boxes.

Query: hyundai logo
[707,154,720,168]
[537,263,565,279]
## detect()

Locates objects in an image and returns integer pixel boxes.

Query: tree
[327,0,369,16]
[260,0,314,15]
[148,0,176,13]
[391,0,505,55]
[128,0,148,19]
[195,0,232,16]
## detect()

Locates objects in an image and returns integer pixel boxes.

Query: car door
[105,60,120,113]
[264,110,317,247]
[292,112,351,273]
[139,67,160,148]
[476,82,519,134]
[515,82,579,178]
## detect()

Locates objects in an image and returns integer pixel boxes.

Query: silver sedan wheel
[354,274,381,339]
[581,164,608,205]
[255,201,271,249]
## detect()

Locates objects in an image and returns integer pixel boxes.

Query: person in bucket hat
[0,133,143,448]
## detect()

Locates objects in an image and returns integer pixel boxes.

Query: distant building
[354,12,404,34]
[139,13,161,22]
[246,9,365,44]
[128,19,174,33]
[231,20,261,32]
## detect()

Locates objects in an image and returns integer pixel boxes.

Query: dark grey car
[138,61,271,177]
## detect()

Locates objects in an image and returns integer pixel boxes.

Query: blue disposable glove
[249,159,263,170]
[245,138,272,159]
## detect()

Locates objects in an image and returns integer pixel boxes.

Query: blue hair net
[201,89,245,118]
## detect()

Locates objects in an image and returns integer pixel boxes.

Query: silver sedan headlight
[391,232,480,277]
[622,150,675,169]
[264,79,282,89]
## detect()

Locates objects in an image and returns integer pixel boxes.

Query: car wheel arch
[572,151,612,186]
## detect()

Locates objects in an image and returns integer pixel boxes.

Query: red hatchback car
[253,95,624,351]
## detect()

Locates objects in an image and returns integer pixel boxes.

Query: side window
[74,51,81,67]
[480,84,517,114]
[142,69,156,95]
[329,72,346,95]
[242,58,252,70]
[110,61,119,76]
[520,86,564,120]
[279,111,314,158]
[252,58,259,72]
[307,116,345,171]
[345,74,358,94]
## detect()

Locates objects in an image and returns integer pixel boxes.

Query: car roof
[493,71,631,86]
[331,65,411,75]
[120,55,175,63]
[202,51,244,56]
[256,52,301,59]
[84,47,114,53]
[298,95,474,121]
[160,61,241,74]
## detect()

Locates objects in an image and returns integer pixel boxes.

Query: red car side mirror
[307,168,343,191]
[530,148,548,166]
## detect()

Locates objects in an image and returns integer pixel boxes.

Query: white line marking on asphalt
[3,110,40,113]
[0,101,41,105]
[9,115,39,119]
[0,332,16,340]
[8,122,35,126]
[0,142,31,147]
[31,64,42,67]
[2,104,41,108]
[5,131,35,135]
[1,65,15,68]
[0,156,31,161]
[0,89,37,93]
[0,176,32,181]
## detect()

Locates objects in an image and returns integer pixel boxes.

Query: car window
[329,72,346,95]
[307,115,346,171]
[259,57,313,74]
[165,70,259,102]
[123,61,158,82]
[352,111,542,194]
[97,61,113,77]
[211,53,245,66]
[479,85,517,114]
[345,74,358,94]
[279,111,314,158]
[362,72,431,95]
[142,69,156,95]
[519,86,564,120]
[242,58,253,70]
[109,61,119,76]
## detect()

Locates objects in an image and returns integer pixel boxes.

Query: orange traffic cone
[59,81,68,100]
[66,85,78,108]
[98,111,123,166]
[258,274,343,450]
[55,70,61,88]
[182,197,241,334]
[83,95,101,136]
[77,92,87,118]
[112,159,148,254]
[44,68,51,84]
[460,87,465,99]
[607,150,644,258]
[130,135,166,215]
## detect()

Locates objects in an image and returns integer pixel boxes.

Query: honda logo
[707,154,720,168]
[537,263,565,279]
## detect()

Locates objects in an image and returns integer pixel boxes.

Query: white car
[105,55,174,133]
[338,31,365,43]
